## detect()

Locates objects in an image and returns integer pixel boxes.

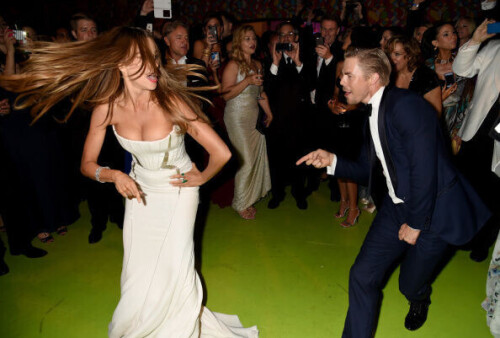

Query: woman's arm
[423,86,442,117]
[221,61,261,101]
[170,99,231,186]
[81,104,144,202]
[257,91,273,127]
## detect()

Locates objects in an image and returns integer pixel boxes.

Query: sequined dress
[108,125,258,337]
[223,69,271,211]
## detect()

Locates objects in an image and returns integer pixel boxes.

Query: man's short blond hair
[344,47,392,86]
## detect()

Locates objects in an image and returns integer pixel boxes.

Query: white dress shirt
[172,55,187,65]
[269,55,303,75]
[310,52,333,104]
[327,86,404,204]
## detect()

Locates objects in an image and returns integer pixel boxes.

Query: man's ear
[163,36,170,47]
[370,73,380,85]
[71,30,77,40]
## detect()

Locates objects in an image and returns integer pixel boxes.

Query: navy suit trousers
[342,196,449,338]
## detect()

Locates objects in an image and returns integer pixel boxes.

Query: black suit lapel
[377,87,398,190]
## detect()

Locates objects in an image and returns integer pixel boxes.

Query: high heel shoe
[238,207,256,220]
[341,208,361,228]
[335,200,349,218]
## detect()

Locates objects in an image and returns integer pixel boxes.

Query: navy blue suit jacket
[335,87,490,245]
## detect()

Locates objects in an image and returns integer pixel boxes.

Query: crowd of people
[0,0,499,336]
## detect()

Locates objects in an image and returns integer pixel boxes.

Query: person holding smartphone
[422,22,475,145]
[193,12,224,77]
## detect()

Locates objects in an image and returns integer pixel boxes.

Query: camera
[276,42,293,52]
[207,26,218,43]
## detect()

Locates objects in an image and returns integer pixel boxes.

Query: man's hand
[315,44,332,60]
[398,223,421,245]
[286,42,302,66]
[272,42,282,66]
[296,149,334,168]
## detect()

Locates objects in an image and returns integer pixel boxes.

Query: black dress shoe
[470,249,489,262]
[10,245,47,258]
[11,245,48,258]
[405,300,430,331]
[23,246,48,258]
[296,198,308,210]
[88,230,103,244]
[267,197,283,209]
[0,259,9,276]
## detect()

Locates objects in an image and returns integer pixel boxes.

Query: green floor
[0,184,492,337]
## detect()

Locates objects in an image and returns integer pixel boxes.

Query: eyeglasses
[279,32,295,37]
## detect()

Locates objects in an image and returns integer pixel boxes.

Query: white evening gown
[109,125,258,338]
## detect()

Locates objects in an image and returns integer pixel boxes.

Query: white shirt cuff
[326,154,337,175]
[270,63,278,75]
[324,55,333,66]
[296,64,303,73]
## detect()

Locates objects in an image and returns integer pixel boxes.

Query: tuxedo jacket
[335,87,490,245]
[309,41,343,111]
[266,57,311,132]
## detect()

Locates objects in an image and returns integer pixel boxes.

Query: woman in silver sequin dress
[221,25,273,220]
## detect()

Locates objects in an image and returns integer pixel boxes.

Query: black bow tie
[365,104,372,116]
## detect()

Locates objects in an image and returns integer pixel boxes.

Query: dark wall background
[0,0,483,38]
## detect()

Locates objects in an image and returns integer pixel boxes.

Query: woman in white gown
[1,26,258,338]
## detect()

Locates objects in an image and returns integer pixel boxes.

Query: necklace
[435,54,455,65]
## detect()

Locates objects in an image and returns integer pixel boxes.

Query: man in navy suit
[297,47,490,337]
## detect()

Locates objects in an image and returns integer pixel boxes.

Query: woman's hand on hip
[170,163,205,187]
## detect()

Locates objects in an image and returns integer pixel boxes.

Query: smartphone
[208,26,218,43]
[315,36,324,46]
[210,51,220,67]
[444,72,455,88]
[487,22,500,34]
[153,0,172,19]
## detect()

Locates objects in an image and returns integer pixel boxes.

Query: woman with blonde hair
[1,26,258,337]
[221,25,273,220]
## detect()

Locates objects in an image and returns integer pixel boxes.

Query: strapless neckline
[112,125,176,143]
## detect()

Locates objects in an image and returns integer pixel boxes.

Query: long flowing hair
[0,26,210,132]
[230,25,256,77]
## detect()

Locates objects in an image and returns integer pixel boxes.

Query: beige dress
[224,69,271,211]
[109,125,258,337]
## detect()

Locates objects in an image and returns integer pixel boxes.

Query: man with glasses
[265,21,312,210]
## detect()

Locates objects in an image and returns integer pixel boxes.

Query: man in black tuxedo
[163,20,209,170]
[298,48,490,337]
[266,21,311,209]
[307,15,343,199]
